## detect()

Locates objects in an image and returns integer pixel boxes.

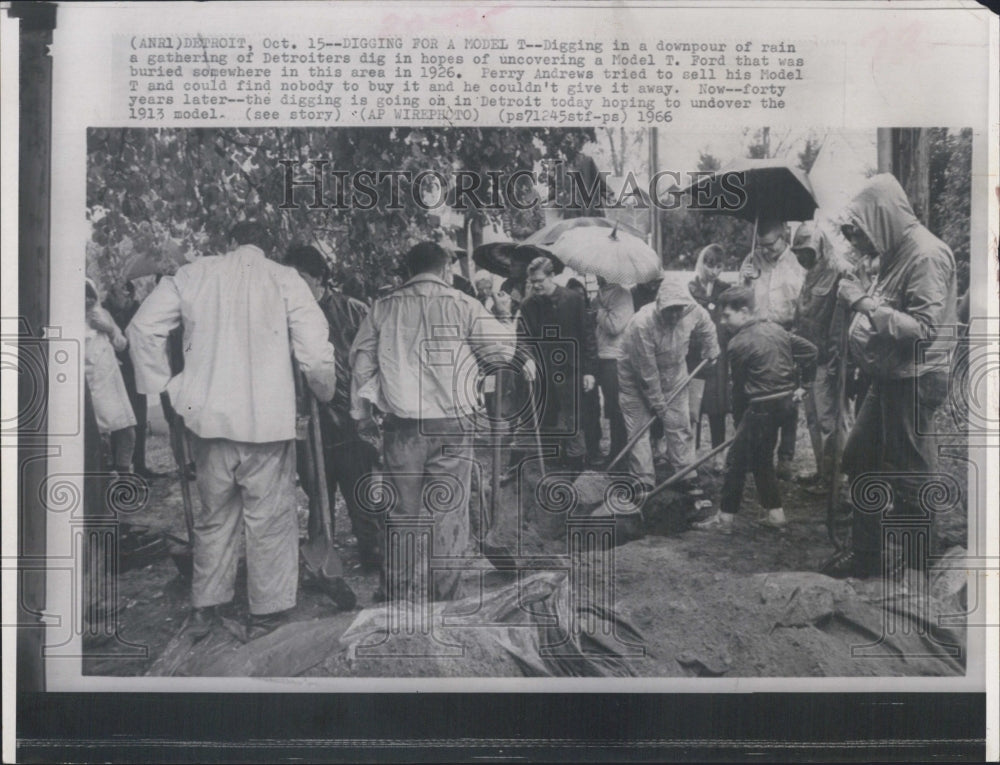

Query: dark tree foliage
[928,128,972,294]
[87,127,594,298]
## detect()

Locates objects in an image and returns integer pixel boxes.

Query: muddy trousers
[296,421,382,560]
[720,400,788,515]
[188,436,298,615]
[382,416,473,602]
[619,385,694,487]
[841,373,947,566]
[803,358,851,477]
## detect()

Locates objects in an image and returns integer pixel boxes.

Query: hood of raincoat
[655,275,696,317]
[845,174,920,266]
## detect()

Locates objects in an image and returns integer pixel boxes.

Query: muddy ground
[82,406,969,678]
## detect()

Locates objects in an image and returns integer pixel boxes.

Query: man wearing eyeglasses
[822,174,957,580]
[739,220,806,480]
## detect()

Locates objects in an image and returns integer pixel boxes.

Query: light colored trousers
[189,435,299,615]
[618,379,694,486]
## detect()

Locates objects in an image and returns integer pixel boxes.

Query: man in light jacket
[618,277,719,495]
[822,174,957,579]
[128,222,339,640]
[350,242,515,603]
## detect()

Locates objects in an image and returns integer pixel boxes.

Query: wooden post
[648,128,662,263]
[10,1,57,692]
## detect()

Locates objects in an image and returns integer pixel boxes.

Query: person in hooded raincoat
[789,221,857,493]
[822,174,957,579]
[617,277,720,493]
[84,278,137,473]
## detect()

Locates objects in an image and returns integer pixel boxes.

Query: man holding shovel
[350,242,515,604]
[617,278,720,497]
[128,222,339,641]
[789,221,856,495]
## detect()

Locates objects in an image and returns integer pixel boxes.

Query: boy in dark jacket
[694,286,817,531]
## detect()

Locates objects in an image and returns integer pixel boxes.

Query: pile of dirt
[145,539,965,678]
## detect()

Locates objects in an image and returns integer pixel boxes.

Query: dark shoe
[775,459,794,481]
[246,609,291,641]
[187,606,220,640]
[821,550,880,579]
[320,576,357,611]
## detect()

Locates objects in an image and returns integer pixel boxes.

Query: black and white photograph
[73,125,974,680]
[3,1,997,762]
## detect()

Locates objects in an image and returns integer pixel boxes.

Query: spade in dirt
[299,393,357,612]
[572,359,710,510]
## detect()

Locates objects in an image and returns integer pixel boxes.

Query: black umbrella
[680,158,818,224]
[472,242,564,278]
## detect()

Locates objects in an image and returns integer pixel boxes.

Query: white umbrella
[547,225,661,286]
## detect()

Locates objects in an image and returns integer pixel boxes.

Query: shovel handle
[308,394,335,544]
[607,358,710,472]
[642,433,736,505]
[172,414,196,544]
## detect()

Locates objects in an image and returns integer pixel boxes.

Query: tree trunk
[876,128,930,224]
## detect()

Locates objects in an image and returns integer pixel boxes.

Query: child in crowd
[694,286,817,531]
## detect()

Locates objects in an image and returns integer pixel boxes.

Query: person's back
[126,223,339,639]
[355,273,510,421]
[130,242,336,442]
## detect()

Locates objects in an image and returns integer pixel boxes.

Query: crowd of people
[81,173,959,641]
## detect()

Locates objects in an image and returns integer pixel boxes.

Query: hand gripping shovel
[572,359,710,508]
[299,393,357,611]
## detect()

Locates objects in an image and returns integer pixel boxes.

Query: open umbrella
[546,224,660,285]
[680,158,818,224]
[472,242,564,278]
[523,216,645,247]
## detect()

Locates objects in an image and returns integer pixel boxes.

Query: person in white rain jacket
[127,222,338,640]
[617,278,719,495]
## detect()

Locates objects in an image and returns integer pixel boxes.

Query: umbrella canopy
[472,242,564,278]
[547,225,661,285]
[523,216,644,247]
[681,158,818,223]
[122,238,190,280]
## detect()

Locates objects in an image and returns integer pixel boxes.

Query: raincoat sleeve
[630,321,669,420]
[90,306,128,352]
[691,306,720,363]
[726,334,749,423]
[126,276,182,396]
[349,309,378,420]
[596,286,632,336]
[789,332,818,385]
[868,254,951,345]
[285,276,338,404]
